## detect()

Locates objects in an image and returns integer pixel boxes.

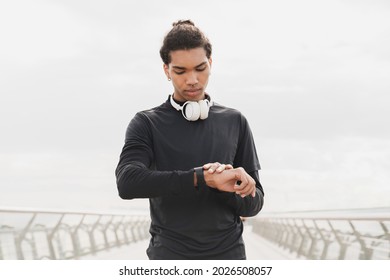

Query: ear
[208,57,213,68]
[163,64,170,79]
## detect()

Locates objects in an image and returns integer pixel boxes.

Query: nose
[186,71,198,86]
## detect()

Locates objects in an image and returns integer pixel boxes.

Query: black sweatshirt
[116,96,264,259]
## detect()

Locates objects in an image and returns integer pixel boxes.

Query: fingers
[233,169,256,198]
[225,164,234,170]
[203,162,233,174]
[204,162,221,173]
[206,166,257,196]
[203,163,211,172]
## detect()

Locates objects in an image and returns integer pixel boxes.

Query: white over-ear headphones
[170,94,213,121]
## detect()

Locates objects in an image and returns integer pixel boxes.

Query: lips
[185,88,202,94]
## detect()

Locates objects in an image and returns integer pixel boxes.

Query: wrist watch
[194,166,206,189]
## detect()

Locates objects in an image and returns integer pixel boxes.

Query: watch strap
[194,166,206,189]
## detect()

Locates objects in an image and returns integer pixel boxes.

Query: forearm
[116,161,195,199]
[233,186,264,217]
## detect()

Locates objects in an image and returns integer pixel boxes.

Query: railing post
[102,216,114,249]
[280,219,292,250]
[89,215,102,255]
[47,214,65,260]
[379,221,390,258]
[15,213,37,260]
[288,219,300,254]
[278,219,289,248]
[313,220,330,260]
[294,219,306,257]
[113,216,125,247]
[348,221,373,260]
[71,214,87,259]
[302,219,317,259]
[121,217,130,245]
[327,220,348,260]
[274,220,285,245]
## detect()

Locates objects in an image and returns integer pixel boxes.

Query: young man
[116,20,264,260]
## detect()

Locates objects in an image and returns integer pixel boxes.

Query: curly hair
[160,20,212,65]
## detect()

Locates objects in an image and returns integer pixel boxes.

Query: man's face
[164,47,212,102]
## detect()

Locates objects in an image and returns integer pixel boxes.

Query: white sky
[0,0,389,213]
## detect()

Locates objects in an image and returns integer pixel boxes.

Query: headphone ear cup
[183,102,201,121]
[198,100,209,120]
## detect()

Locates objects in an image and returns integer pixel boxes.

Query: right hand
[204,167,256,197]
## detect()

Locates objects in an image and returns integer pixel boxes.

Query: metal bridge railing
[0,208,150,260]
[251,210,390,260]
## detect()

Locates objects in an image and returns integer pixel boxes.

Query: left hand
[203,162,233,174]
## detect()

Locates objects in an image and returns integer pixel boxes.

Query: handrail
[251,209,390,260]
[0,208,150,260]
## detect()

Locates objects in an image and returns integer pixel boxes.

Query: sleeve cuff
[176,169,198,196]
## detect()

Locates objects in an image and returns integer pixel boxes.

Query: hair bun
[172,19,195,27]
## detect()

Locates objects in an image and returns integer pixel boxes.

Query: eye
[196,67,206,72]
[174,71,185,75]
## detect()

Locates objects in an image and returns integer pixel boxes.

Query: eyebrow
[172,62,207,70]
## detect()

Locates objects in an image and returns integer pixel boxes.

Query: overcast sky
[1,0,389,213]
